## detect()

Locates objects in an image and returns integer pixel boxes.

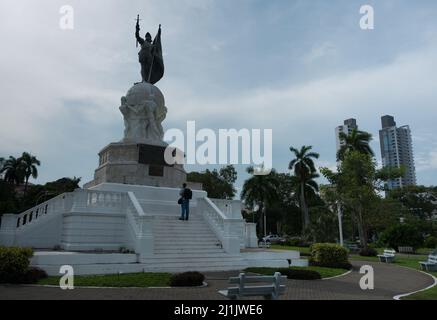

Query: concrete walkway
[0,261,434,300]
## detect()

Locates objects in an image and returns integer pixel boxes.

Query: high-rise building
[379,115,416,189]
[335,118,358,154]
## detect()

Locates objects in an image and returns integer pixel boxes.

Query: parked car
[261,234,286,244]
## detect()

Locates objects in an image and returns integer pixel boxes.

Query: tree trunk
[300,182,309,232]
[356,205,368,249]
[24,176,29,196]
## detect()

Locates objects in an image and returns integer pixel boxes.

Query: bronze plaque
[149,165,164,177]
[138,144,172,166]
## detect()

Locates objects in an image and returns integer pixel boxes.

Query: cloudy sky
[1,0,437,193]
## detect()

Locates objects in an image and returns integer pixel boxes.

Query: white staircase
[144,214,247,272]
[0,184,267,275]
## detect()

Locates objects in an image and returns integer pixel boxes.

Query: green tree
[20,152,41,194]
[288,145,320,232]
[337,129,374,161]
[387,185,437,219]
[0,156,25,185]
[187,165,237,199]
[321,151,402,249]
[241,167,278,237]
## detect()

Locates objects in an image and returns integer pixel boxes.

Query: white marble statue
[120,82,167,144]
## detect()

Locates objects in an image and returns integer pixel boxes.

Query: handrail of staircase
[125,191,154,255]
[210,198,242,219]
[127,191,146,217]
[14,192,73,229]
[199,197,244,254]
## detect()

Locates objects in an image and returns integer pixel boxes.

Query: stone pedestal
[84,142,187,189]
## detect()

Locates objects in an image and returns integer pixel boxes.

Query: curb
[393,269,437,300]
[13,281,209,290]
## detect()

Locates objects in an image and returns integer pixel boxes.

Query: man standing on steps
[179,183,192,221]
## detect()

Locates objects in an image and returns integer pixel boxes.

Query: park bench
[378,249,396,263]
[344,242,360,254]
[258,241,271,249]
[398,246,415,254]
[419,254,437,272]
[218,272,287,300]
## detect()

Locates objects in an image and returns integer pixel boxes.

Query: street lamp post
[337,202,344,246]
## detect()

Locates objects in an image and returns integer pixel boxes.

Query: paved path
[0,261,434,300]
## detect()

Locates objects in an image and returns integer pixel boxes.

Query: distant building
[335,118,358,160]
[379,115,416,189]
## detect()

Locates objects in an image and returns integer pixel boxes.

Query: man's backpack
[184,188,193,200]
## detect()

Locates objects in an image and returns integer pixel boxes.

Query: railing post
[136,216,154,261]
[0,214,18,246]
[223,220,242,254]
[245,223,258,248]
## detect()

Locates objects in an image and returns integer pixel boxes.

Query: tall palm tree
[337,129,374,161]
[0,157,4,179]
[20,152,41,194]
[0,156,25,185]
[241,167,278,237]
[289,146,320,232]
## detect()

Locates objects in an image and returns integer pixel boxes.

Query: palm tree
[20,152,41,194]
[337,129,374,161]
[0,156,25,185]
[241,167,278,237]
[289,146,320,232]
[0,157,4,179]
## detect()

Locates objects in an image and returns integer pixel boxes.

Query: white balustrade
[210,198,243,219]
[198,197,243,254]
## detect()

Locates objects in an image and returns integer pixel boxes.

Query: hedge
[0,247,34,283]
[310,243,351,269]
[169,272,205,287]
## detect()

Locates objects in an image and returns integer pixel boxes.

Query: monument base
[84,142,187,189]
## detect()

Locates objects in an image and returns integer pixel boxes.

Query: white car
[261,235,285,244]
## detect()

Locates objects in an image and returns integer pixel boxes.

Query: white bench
[378,249,396,263]
[218,272,287,300]
[398,246,415,254]
[258,241,271,249]
[419,254,437,272]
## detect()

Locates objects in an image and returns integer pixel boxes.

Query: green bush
[379,224,424,250]
[21,267,48,284]
[169,272,205,287]
[277,268,321,280]
[424,236,437,249]
[0,247,34,283]
[310,243,350,269]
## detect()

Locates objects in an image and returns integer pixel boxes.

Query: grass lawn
[270,245,311,255]
[270,245,437,299]
[246,266,349,279]
[350,253,437,300]
[37,272,172,288]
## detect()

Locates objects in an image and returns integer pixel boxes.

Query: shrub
[0,247,34,283]
[20,267,48,284]
[169,272,205,287]
[278,268,321,280]
[359,247,378,257]
[379,224,424,250]
[424,236,437,249]
[310,243,350,269]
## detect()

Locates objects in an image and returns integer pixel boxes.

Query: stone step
[154,248,226,254]
[144,257,243,264]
